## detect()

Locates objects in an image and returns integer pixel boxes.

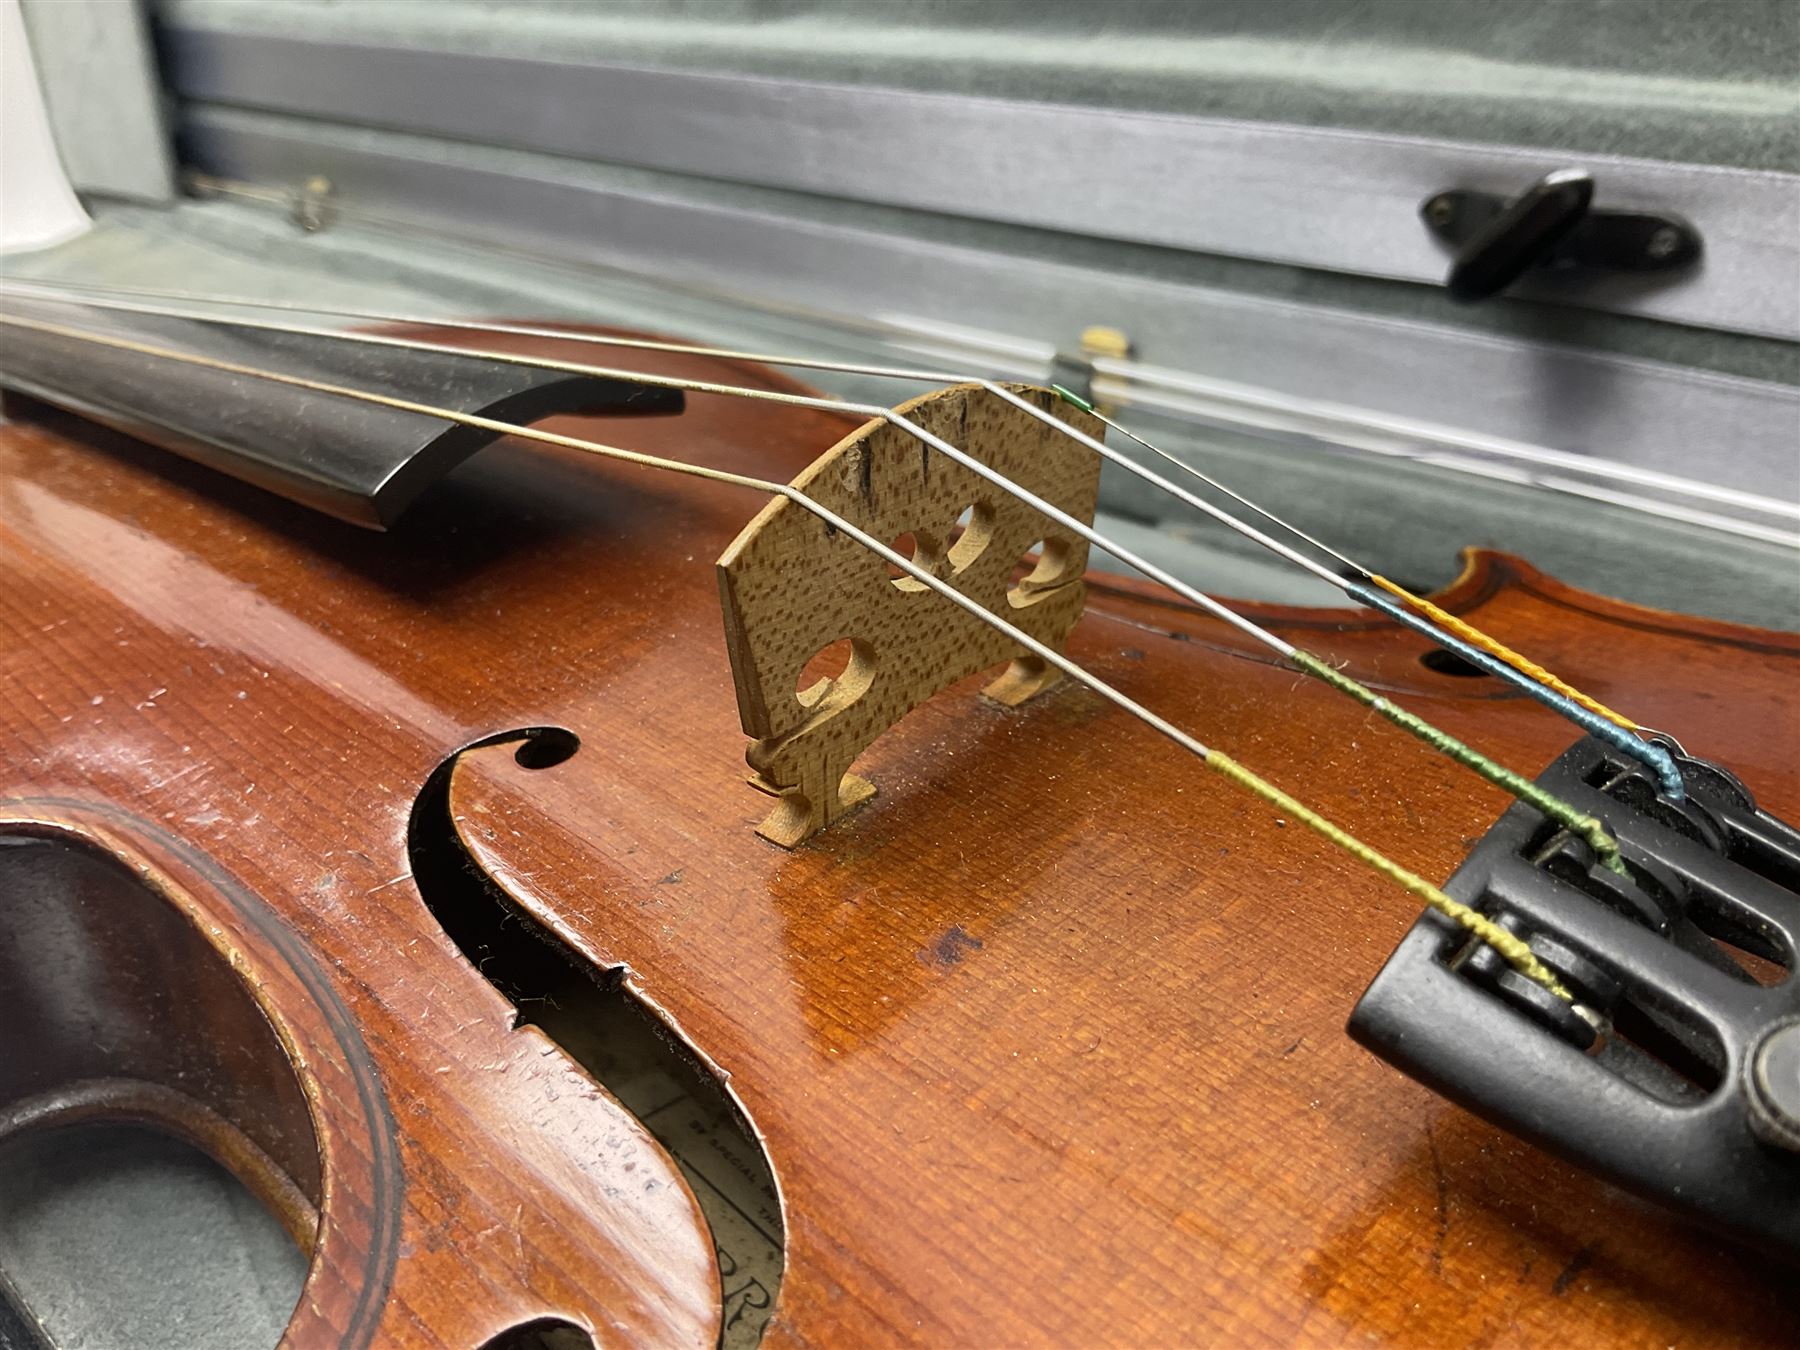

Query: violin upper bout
[715,383,1102,847]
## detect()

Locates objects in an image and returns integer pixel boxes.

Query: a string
[163,175,1798,530]
[1048,388,1680,799]
[0,308,1575,1002]
[0,279,1667,786]
[1204,752,1567,997]
[1063,390,1645,734]
[0,285,1645,841]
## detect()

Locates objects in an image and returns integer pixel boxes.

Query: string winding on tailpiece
[1204,753,1570,999]
[1051,386,1684,801]
[0,309,1579,1005]
[1345,581,1684,799]
[1288,651,1626,875]
[1368,574,1639,730]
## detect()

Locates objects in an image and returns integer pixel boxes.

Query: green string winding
[1205,751,1573,1000]
[1288,650,1629,878]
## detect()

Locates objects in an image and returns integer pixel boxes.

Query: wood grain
[718,382,1099,844]
[0,325,1794,1347]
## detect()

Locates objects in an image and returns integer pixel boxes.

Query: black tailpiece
[1349,734,1800,1258]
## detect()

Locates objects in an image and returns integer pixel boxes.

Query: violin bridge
[716,383,1103,847]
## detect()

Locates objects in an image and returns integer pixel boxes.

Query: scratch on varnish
[1551,1244,1596,1296]
[1425,1124,1450,1276]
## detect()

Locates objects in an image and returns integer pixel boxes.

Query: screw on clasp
[1421,169,1701,302]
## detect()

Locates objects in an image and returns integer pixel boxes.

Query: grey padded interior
[164,0,1800,171]
[0,1127,302,1349]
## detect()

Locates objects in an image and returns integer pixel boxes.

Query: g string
[0,283,1660,851]
[0,275,1683,803]
[0,307,1579,1004]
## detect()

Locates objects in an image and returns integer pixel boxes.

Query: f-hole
[408,729,784,1349]
[478,1316,598,1349]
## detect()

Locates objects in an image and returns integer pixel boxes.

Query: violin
[0,281,1794,1349]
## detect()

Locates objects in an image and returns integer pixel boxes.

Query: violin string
[1055,389,1645,731]
[167,175,1794,525]
[0,308,1574,1002]
[0,285,1641,854]
[1021,377,1678,799]
[1042,403,1684,805]
[0,277,1642,714]
[143,164,1800,558]
[2,292,1653,849]
[0,277,1681,804]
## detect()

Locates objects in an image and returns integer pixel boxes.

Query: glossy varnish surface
[0,329,1795,1347]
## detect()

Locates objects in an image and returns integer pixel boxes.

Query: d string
[1049,389,1662,738]
[0,283,1656,844]
[0,276,1682,803]
[0,308,1576,1003]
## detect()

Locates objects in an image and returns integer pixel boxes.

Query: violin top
[0,325,1795,1347]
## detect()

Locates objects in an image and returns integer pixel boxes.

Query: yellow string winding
[1206,751,1573,1000]
[1371,574,1639,731]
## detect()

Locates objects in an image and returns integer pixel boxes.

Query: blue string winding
[1348,581,1685,802]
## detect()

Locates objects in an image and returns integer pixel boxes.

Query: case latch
[1422,169,1702,301]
